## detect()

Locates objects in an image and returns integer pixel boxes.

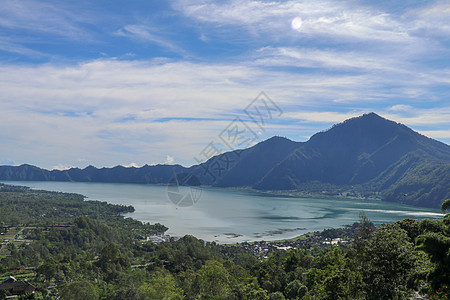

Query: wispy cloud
[283,111,368,124]
[252,46,407,72]
[382,108,450,126]
[0,37,50,58]
[115,25,189,57]
[419,130,450,140]
[0,0,93,40]
[407,1,450,37]
[174,0,418,45]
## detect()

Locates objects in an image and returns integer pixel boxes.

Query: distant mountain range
[1,113,449,209]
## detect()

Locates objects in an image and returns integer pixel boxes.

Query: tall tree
[360,224,418,299]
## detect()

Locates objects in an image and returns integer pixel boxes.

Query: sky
[0,0,449,170]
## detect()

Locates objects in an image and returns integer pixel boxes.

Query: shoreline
[1,181,443,245]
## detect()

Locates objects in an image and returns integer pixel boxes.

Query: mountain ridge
[1,113,449,208]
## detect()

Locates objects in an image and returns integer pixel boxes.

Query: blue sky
[0,0,449,170]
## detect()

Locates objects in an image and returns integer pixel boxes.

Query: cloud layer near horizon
[0,0,449,169]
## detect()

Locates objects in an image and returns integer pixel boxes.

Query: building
[0,276,36,296]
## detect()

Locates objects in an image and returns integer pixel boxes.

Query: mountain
[0,163,186,184]
[1,113,449,208]
[251,113,450,208]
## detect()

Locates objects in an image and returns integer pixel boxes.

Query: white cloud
[0,56,448,169]
[284,111,368,124]
[0,0,94,40]
[382,109,450,126]
[122,162,140,168]
[419,130,450,140]
[407,1,450,37]
[0,159,18,166]
[174,0,418,44]
[51,164,74,171]
[0,37,50,58]
[284,107,450,127]
[0,59,270,168]
[115,25,188,56]
[388,105,414,112]
[165,155,175,165]
[253,46,407,72]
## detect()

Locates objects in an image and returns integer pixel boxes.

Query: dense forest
[0,183,449,299]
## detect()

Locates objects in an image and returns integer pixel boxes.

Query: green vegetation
[0,184,449,299]
[377,159,450,208]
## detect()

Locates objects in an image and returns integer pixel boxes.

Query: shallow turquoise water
[1,181,443,243]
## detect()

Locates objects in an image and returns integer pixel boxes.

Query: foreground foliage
[0,185,449,299]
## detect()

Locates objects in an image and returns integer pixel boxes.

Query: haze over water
[2,181,443,243]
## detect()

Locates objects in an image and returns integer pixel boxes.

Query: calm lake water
[1,181,444,243]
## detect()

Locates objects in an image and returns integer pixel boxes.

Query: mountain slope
[189,136,301,187]
[1,113,448,208]
[255,113,450,189]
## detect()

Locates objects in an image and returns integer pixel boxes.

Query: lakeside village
[145,223,359,259]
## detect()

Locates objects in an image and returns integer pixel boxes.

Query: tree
[360,224,418,299]
[246,288,269,300]
[268,291,285,300]
[304,248,364,300]
[97,243,130,270]
[139,270,183,300]
[197,260,231,298]
[255,252,288,293]
[285,280,307,299]
[36,261,57,282]
[61,281,99,300]
[416,199,450,292]
[353,212,375,254]
[441,198,450,212]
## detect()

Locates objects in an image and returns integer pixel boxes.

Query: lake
[1,181,444,243]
